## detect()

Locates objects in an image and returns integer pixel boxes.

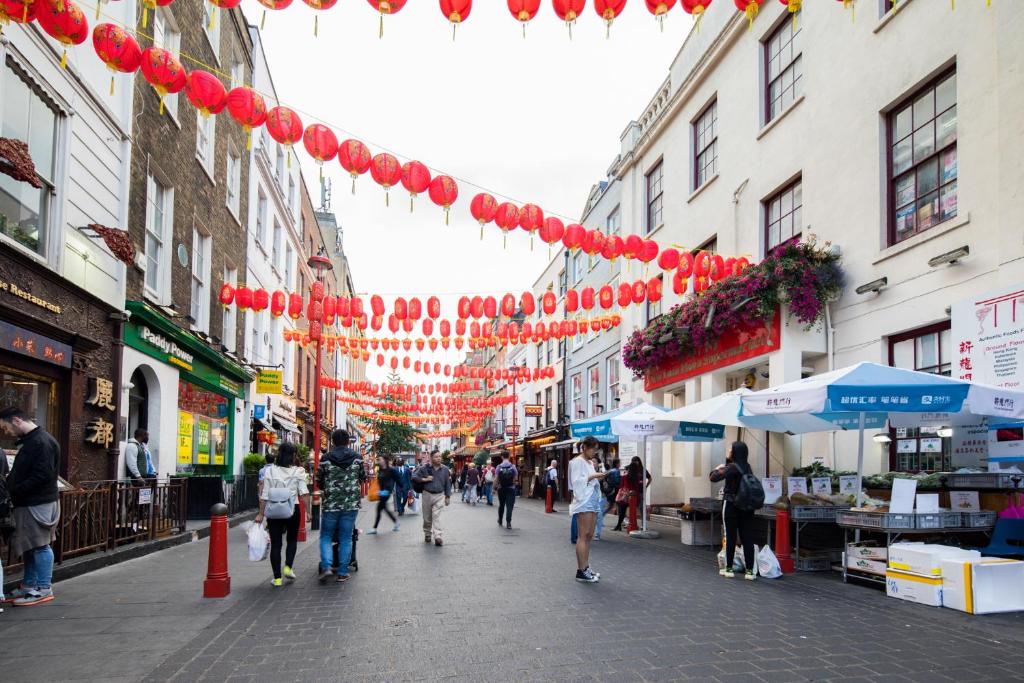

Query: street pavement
[2,497,1023,682]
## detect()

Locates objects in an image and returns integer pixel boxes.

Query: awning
[253,417,274,432]
[542,438,578,450]
[273,415,300,434]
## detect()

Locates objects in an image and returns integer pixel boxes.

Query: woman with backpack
[710,441,757,580]
[367,454,400,535]
[597,458,621,539]
[255,442,310,587]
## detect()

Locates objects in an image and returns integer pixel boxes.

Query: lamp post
[307,250,333,530]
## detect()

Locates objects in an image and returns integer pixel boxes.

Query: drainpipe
[825,302,836,469]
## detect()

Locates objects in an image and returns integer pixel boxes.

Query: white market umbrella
[610,403,679,539]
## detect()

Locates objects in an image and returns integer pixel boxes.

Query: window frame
[587,364,600,416]
[190,225,212,333]
[764,177,803,254]
[195,111,216,180]
[271,219,282,273]
[572,251,585,286]
[606,205,621,235]
[201,2,220,64]
[645,274,663,325]
[692,98,718,191]
[143,172,173,303]
[571,373,583,420]
[645,160,664,234]
[885,67,958,246]
[763,9,803,125]
[225,145,241,218]
[221,266,237,351]
[606,353,620,410]
[255,190,268,247]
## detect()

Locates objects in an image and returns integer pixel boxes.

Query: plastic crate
[915,513,945,529]
[961,510,998,528]
[941,511,962,528]
[796,556,832,572]
[946,473,1024,489]
[836,510,916,529]
[791,505,846,521]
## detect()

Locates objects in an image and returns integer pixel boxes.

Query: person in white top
[255,442,311,587]
[568,436,607,583]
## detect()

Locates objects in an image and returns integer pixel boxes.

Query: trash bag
[757,545,783,579]
[246,521,270,562]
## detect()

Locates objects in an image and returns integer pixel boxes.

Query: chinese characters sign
[952,286,1024,389]
[0,321,71,368]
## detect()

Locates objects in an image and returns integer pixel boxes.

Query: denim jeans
[595,498,607,538]
[320,509,358,575]
[22,544,54,590]
[483,482,493,505]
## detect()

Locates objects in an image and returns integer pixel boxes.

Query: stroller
[331,526,360,573]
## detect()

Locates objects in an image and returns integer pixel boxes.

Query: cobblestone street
[2,499,1023,683]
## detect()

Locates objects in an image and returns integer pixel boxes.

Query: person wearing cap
[316,429,365,583]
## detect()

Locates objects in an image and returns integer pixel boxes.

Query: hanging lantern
[235,286,253,312]
[422,318,434,336]
[394,296,408,320]
[138,0,172,28]
[288,292,303,319]
[367,0,407,38]
[493,202,520,248]
[250,288,268,312]
[400,160,431,212]
[678,250,695,278]
[565,289,579,313]
[582,229,605,256]
[440,319,451,337]
[428,175,458,225]
[140,47,186,115]
[303,124,339,180]
[370,294,386,317]
[599,285,614,310]
[639,238,659,263]
[218,282,235,307]
[647,277,663,303]
[644,0,676,30]
[185,70,228,117]
[439,0,472,39]
[427,296,441,319]
[92,23,142,96]
[779,0,800,29]
[631,280,646,305]
[617,282,632,307]
[552,0,584,38]
[709,253,727,281]
[206,0,241,34]
[370,153,401,206]
[37,0,88,70]
[483,296,497,319]
[457,296,471,320]
[538,217,565,257]
[541,291,556,315]
[733,256,750,275]
[518,203,544,250]
[338,139,372,194]
[408,297,422,320]
[657,247,680,271]
[593,0,625,37]
[225,87,267,149]
[265,106,303,165]
[307,299,324,323]
[601,234,624,261]
[350,296,364,318]
[470,296,485,319]
[580,287,595,311]
[694,249,711,278]
[521,292,536,316]
[734,0,764,28]
[255,0,293,31]
[270,290,287,317]
[470,192,499,240]
[563,223,586,251]
[507,0,540,37]
[623,233,643,259]
[680,0,713,30]
[310,280,325,302]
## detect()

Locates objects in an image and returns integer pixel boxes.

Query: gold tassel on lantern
[744,2,759,30]
[141,6,147,28]
[60,48,67,69]
[109,75,115,96]
[261,10,267,30]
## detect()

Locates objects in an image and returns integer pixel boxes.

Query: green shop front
[122,301,252,478]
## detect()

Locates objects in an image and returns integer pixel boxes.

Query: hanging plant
[622,238,844,377]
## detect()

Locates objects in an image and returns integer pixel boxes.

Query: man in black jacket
[0,407,60,606]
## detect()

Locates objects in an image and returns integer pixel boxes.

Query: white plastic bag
[757,545,782,579]
[717,546,751,572]
[246,521,270,562]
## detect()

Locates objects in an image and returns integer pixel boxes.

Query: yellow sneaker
[271,578,283,588]
[283,566,296,582]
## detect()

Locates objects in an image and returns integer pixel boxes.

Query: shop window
[693,99,718,191]
[888,69,957,245]
[606,353,620,409]
[645,161,663,233]
[196,111,215,178]
[765,178,802,253]
[152,9,180,120]
[888,322,952,472]
[1,60,60,258]
[606,205,621,235]
[588,365,600,416]
[571,374,582,419]
[177,380,228,468]
[0,365,59,459]
[144,174,173,299]
[764,10,802,124]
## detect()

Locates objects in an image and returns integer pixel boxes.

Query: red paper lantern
[338,139,372,193]
[408,297,422,320]
[647,277,663,303]
[599,285,614,310]
[681,0,713,29]
[672,268,689,295]
[470,296,484,319]
[593,0,625,36]
[623,234,643,259]
[483,296,497,319]
[351,296,364,318]
[256,0,294,31]
[92,24,142,96]
[400,160,431,211]
[427,296,441,319]
[37,0,88,69]
[251,288,269,312]
[271,290,287,317]
[617,282,632,307]
[440,0,472,37]
[521,292,536,316]
[1,0,37,26]
[288,292,303,319]
[541,291,556,315]
[507,0,540,36]
[734,0,764,27]
[733,256,750,275]
[440,319,451,337]
[303,124,339,172]
[457,296,471,320]
[552,0,584,37]
[394,297,408,320]
[565,289,579,313]
[367,0,407,37]
[428,175,458,225]
[265,105,303,161]
[601,234,624,260]
[639,239,659,263]
[694,249,711,277]
[539,216,565,249]
[518,203,544,248]
[370,153,401,206]
[370,294,386,317]
[140,47,186,115]
[235,286,253,311]
[563,223,586,251]
[470,193,499,239]
[218,282,235,307]
[709,253,727,281]
[225,87,267,151]
[645,0,677,29]
[580,287,595,311]
[500,293,516,318]
[494,202,520,247]
[185,70,227,117]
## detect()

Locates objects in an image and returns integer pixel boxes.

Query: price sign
[787,477,808,495]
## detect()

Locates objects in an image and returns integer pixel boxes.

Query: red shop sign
[644,310,781,392]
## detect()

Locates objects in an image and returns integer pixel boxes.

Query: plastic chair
[975,518,1024,558]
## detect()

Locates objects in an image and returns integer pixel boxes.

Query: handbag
[615,487,633,504]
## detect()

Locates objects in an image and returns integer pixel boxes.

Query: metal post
[203,503,231,598]
[630,436,660,539]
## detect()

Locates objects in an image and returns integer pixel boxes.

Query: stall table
[758,505,849,571]
[687,497,722,546]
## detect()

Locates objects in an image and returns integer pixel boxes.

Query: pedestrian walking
[545,459,559,512]
[599,458,621,538]
[569,436,606,583]
[458,463,470,502]
[481,460,495,505]
[316,429,365,584]
[710,442,757,580]
[613,456,651,532]
[393,457,412,516]
[494,451,518,529]
[368,455,400,535]
[464,462,481,505]
[0,447,11,612]
[412,450,451,546]
[0,407,61,606]
[255,442,310,587]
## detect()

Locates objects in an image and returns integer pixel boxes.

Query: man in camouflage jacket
[316,429,365,583]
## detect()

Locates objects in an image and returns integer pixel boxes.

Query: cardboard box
[847,555,887,576]
[888,543,980,577]
[847,542,887,561]
[886,569,943,607]
[941,558,1024,615]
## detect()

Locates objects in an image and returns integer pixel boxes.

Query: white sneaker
[575,569,599,583]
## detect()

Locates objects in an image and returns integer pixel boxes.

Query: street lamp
[308,250,333,529]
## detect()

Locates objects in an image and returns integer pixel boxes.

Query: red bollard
[297,495,307,542]
[545,486,553,513]
[775,507,796,574]
[203,503,231,598]
[627,494,639,532]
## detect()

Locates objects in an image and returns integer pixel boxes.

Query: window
[557,380,565,423]
[190,227,211,333]
[226,147,240,217]
[558,269,567,298]
[888,70,957,245]
[645,275,663,324]
[269,316,278,367]
[545,338,553,365]
[229,61,244,89]
[765,178,802,252]
[764,10,803,123]
[606,206,621,235]
[250,310,262,363]
[607,353,620,409]
[588,365,600,416]
[196,112,215,177]
[544,387,553,427]
[558,338,565,360]
[255,191,267,245]
[572,251,585,285]
[288,177,296,217]
[645,161,663,233]
[272,220,282,271]
[1,62,59,257]
[221,267,237,351]
[889,323,952,472]
[152,9,180,119]
[284,244,294,289]
[275,146,284,182]
[571,374,582,419]
[202,2,220,61]
[144,174,172,297]
[693,99,718,190]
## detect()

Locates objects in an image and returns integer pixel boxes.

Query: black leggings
[615,500,628,529]
[374,495,396,528]
[497,487,516,524]
[267,505,300,579]
[723,502,756,571]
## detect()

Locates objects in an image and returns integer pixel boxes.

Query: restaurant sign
[523,404,543,417]
[645,312,781,392]
[0,321,71,368]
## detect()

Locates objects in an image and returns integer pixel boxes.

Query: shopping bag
[246,521,269,562]
[367,478,380,502]
[757,545,782,579]
[716,547,747,572]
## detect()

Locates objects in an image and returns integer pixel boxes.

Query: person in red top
[613,456,650,532]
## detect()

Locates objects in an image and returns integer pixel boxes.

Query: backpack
[733,463,765,511]
[264,468,299,519]
[601,468,621,496]
[484,469,494,483]
[412,465,431,494]
[497,464,516,488]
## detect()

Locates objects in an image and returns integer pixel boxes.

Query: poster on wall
[897,439,917,454]
[951,285,1024,388]
[920,437,942,453]
[177,412,194,465]
[196,417,211,465]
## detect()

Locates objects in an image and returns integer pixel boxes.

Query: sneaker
[392,523,400,532]
[318,568,333,584]
[434,538,444,546]
[723,570,735,579]
[3,587,33,603]
[13,589,53,606]
[585,566,601,579]
[497,518,502,527]
[336,573,350,583]
[506,522,512,529]
[745,570,757,581]
[575,569,599,583]
[593,535,602,541]
[366,529,378,535]
[283,566,296,582]
[424,535,432,543]
[718,568,729,576]
[271,578,282,588]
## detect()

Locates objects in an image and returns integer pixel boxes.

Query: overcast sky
[251,0,689,382]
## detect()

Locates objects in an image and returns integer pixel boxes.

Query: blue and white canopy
[571,403,723,443]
